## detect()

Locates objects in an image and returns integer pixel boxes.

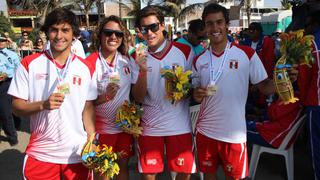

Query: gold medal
[109,73,120,85]
[207,84,218,96]
[57,83,70,94]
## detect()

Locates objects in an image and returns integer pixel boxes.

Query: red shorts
[98,132,133,158]
[137,133,196,173]
[196,133,248,179]
[23,155,90,180]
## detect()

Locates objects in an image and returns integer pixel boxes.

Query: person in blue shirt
[177,19,207,56]
[0,32,20,146]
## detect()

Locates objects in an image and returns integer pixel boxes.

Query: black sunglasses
[102,29,124,38]
[140,23,160,35]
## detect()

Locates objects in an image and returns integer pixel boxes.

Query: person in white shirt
[86,15,139,180]
[8,8,97,179]
[132,6,196,180]
[192,3,276,180]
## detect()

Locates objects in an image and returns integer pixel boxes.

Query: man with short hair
[0,32,20,146]
[242,22,276,114]
[8,8,97,179]
[177,19,206,56]
[132,6,196,180]
[192,3,275,180]
[241,22,275,78]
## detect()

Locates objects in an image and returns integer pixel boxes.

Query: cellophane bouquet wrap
[274,29,314,104]
[160,65,192,104]
[115,100,143,138]
[81,133,121,178]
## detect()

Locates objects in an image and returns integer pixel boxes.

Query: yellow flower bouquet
[115,100,143,138]
[279,29,314,65]
[81,134,121,178]
[160,65,192,104]
[274,29,314,104]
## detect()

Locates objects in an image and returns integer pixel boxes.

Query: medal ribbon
[47,49,73,85]
[209,42,230,85]
[149,39,167,54]
[98,48,118,74]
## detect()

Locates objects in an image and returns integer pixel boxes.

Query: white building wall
[0,0,8,17]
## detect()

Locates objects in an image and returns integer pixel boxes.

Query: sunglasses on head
[140,23,160,35]
[102,29,124,38]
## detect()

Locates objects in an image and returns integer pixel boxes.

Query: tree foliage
[0,12,14,36]
[114,0,157,18]
[17,0,74,27]
[73,0,96,27]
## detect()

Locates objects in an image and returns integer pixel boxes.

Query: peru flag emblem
[229,60,239,69]
[73,75,82,86]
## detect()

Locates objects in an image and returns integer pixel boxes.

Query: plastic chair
[248,113,306,180]
[190,104,201,134]
[190,105,203,180]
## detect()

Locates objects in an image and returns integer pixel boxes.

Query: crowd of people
[0,2,319,180]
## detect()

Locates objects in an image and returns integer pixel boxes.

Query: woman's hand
[105,83,120,101]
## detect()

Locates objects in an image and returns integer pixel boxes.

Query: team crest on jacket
[72,75,82,86]
[229,60,239,69]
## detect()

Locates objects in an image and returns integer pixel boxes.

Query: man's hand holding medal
[43,82,70,110]
[43,93,65,110]
[135,43,148,72]
[193,87,208,103]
